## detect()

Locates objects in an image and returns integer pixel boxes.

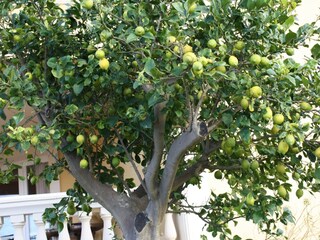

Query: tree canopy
[0,0,320,239]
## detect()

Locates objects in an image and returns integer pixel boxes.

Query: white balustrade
[0,192,115,240]
[34,213,47,240]
[100,207,114,240]
[163,213,177,240]
[79,212,94,240]
[0,193,178,240]
[10,214,26,240]
[58,218,70,240]
[0,217,2,240]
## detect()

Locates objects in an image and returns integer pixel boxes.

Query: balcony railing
[0,192,178,240]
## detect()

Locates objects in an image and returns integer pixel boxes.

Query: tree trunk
[118,200,164,240]
[122,217,162,240]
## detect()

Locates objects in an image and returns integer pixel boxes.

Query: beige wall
[59,170,75,192]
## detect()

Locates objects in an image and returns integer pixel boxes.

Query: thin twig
[115,129,148,193]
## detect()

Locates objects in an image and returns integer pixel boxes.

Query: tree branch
[61,140,141,236]
[145,101,167,200]
[172,141,221,191]
[159,121,207,215]
[115,129,147,194]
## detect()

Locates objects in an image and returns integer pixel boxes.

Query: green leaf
[311,43,320,59]
[240,127,250,143]
[0,109,6,120]
[314,168,320,179]
[64,104,79,115]
[253,211,264,224]
[12,112,25,125]
[77,59,87,67]
[175,110,182,117]
[51,69,63,78]
[266,69,276,76]
[285,75,296,86]
[73,83,84,95]
[21,141,30,151]
[282,16,295,30]
[143,32,155,40]
[126,33,139,43]
[172,2,185,15]
[47,57,58,68]
[285,31,297,43]
[57,221,64,233]
[148,92,163,108]
[222,113,233,126]
[144,58,156,77]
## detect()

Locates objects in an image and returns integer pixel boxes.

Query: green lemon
[112,157,121,167]
[240,98,249,109]
[263,107,273,120]
[90,135,98,144]
[250,160,259,170]
[273,113,284,125]
[250,54,262,65]
[31,136,39,146]
[249,86,262,98]
[314,147,320,158]
[300,101,312,111]
[234,41,245,50]
[261,57,271,67]
[183,44,193,53]
[99,58,110,70]
[214,170,223,179]
[285,134,295,146]
[246,193,255,206]
[80,159,89,169]
[296,189,303,198]
[135,26,145,36]
[183,52,197,64]
[278,141,289,155]
[192,61,203,72]
[83,0,93,9]
[286,48,294,56]
[166,36,176,45]
[216,65,226,73]
[241,160,250,170]
[95,49,105,60]
[228,55,239,67]
[207,39,217,49]
[76,134,85,145]
[277,185,287,198]
[276,163,286,174]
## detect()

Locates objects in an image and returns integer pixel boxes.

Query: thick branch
[61,140,140,236]
[172,141,221,191]
[145,102,167,199]
[159,121,207,214]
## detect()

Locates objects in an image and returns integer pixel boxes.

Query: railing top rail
[0,192,109,217]
[0,192,67,205]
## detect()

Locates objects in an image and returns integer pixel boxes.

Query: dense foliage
[0,0,319,239]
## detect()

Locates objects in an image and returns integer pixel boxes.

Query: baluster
[33,213,47,240]
[100,208,114,240]
[0,217,3,240]
[58,218,71,240]
[174,213,190,240]
[10,214,26,240]
[78,211,94,240]
[164,213,177,240]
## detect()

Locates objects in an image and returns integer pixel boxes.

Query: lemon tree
[0,0,319,239]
